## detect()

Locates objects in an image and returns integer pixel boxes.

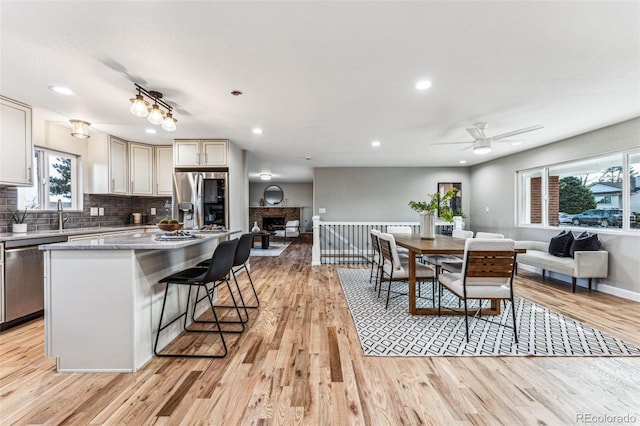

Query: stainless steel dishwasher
[2,235,68,328]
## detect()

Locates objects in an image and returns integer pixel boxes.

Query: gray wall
[249,182,313,231]
[470,117,640,297]
[313,167,471,222]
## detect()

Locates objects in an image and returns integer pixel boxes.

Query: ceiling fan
[434,122,544,155]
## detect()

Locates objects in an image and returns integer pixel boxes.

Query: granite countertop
[39,229,240,250]
[0,225,158,243]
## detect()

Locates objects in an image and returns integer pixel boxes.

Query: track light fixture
[129,83,177,132]
[70,119,91,139]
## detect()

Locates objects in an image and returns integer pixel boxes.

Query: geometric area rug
[338,269,640,357]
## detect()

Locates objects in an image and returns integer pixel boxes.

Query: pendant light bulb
[129,94,149,117]
[161,112,177,132]
[147,103,165,125]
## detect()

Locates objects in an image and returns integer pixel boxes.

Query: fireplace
[263,216,285,231]
[249,207,301,232]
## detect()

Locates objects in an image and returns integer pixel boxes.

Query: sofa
[514,240,608,292]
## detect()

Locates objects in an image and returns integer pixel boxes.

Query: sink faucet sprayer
[57,199,69,230]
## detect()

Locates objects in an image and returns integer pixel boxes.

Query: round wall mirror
[264,185,284,205]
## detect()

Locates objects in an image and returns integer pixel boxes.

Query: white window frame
[516,150,639,234]
[17,147,82,211]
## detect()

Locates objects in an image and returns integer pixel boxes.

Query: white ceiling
[1,1,639,182]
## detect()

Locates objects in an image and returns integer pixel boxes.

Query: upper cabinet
[0,96,33,186]
[154,146,173,196]
[129,143,153,195]
[174,139,228,167]
[89,136,171,197]
[109,136,129,194]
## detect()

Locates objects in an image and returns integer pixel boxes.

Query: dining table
[392,233,504,316]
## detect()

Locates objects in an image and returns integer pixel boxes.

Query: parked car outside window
[571,209,635,228]
[558,212,574,224]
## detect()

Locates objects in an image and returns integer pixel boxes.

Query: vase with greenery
[7,207,30,233]
[408,188,458,239]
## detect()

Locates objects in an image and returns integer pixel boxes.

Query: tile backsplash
[0,185,172,233]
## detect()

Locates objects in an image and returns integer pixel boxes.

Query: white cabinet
[174,139,228,167]
[0,96,32,186]
[109,137,128,194]
[154,146,173,196]
[129,143,153,195]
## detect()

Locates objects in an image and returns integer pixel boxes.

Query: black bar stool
[153,238,241,358]
[197,232,259,316]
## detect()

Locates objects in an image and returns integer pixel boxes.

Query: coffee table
[251,232,275,249]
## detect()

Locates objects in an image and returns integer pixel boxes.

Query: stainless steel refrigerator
[173,171,228,230]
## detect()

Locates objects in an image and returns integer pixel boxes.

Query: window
[17,148,80,211]
[629,152,640,229]
[517,150,638,232]
[549,154,622,228]
[518,169,543,225]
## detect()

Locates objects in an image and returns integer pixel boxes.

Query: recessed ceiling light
[415,80,432,90]
[459,160,467,164]
[145,128,157,134]
[49,85,75,96]
[371,140,381,147]
[305,156,312,161]
[260,173,272,181]
[511,141,522,146]
[252,128,263,134]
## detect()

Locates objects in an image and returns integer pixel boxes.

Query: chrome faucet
[57,199,69,230]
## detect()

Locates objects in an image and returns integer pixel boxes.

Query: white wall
[249,182,313,231]
[313,167,471,222]
[470,117,640,297]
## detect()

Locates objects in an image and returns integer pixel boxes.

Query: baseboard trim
[596,283,640,302]
[517,264,640,302]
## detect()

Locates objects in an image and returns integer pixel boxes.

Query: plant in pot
[7,207,30,233]
[408,188,458,239]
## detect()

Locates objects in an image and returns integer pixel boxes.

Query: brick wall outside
[530,177,542,224]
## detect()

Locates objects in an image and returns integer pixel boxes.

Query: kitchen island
[41,230,240,373]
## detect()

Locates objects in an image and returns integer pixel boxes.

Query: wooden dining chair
[438,238,518,343]
[369,229,383,290]
[377,232,436,308]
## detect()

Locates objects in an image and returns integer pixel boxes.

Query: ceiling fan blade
[493,139,521,144]
[466,127,485,140]
[490,124,543,140]
[431,141,473,146]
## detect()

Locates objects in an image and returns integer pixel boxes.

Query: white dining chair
[438,238,518,343]
[386,225,412,257]
[377,232,436,309]
[427,229,474,275]
[475,232,504,239]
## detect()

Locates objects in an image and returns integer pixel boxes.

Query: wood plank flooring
[1,240,639,425]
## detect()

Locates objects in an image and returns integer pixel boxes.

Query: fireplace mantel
[249,207,301,231]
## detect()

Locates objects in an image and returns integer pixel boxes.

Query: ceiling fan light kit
[129,84,177,132]
[473,139,492,155]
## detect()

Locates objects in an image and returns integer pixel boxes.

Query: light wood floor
[1,241,639,425]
